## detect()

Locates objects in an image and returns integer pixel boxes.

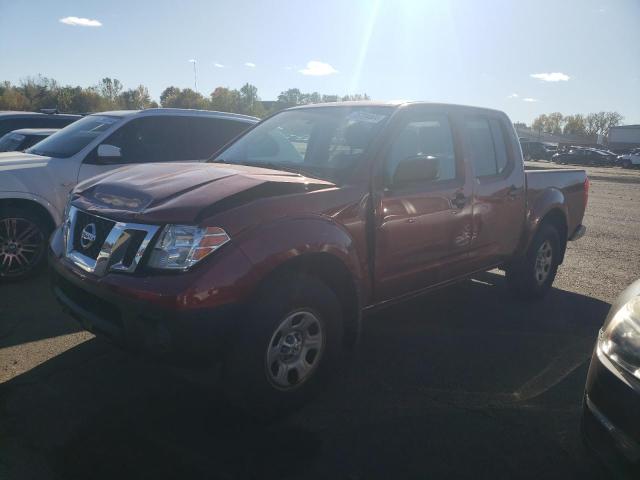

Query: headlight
[147,225,230,270]
[599,297,640,380]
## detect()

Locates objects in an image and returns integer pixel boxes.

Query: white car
[617,148,640,168]
[0,108,258,280]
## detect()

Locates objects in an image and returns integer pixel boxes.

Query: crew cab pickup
[49,102,588,413]
[0,108,257,280]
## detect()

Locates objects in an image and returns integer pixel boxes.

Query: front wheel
[223,273,344,417]
[0,207,50,281]
[506,224,561,300]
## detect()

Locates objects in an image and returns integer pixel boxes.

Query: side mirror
[97,144,122,162]
[392,155,440,186]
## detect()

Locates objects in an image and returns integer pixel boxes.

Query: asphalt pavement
[1,163,639,479]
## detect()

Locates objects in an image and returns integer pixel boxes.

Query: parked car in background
[520,140,550,161]
[49,102,588,415]
[0,108,258,280]
[582,278,640,478]
[0,128,58,152]
[552,147,615,166]
[617,148,640,169]
[0,111,80,137]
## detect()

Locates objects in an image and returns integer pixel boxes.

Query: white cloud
[299,60,338,76]
[244,62,256,68]
[507,93,519,98]
[214,63,225,68]
[188,59,196,63]
[284,66,294,70]
[530,72,570,82]
[59,16,102,27]
[523,98,539,102]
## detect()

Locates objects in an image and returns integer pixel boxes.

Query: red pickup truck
[49,102,588,413]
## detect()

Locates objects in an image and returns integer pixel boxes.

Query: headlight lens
[147,225,230,270]
[599,297,640,380]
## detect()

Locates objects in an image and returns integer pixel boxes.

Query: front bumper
[582,347,640,477]
[49,226,253,365]
[569,224,586,241]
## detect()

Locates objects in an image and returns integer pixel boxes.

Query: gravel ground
[1,163,639,480]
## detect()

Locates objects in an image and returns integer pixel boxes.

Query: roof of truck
[92,108,259,123]
[0,111,81,119]
[288,101,507,116]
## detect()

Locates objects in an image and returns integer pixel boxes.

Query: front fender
[517,187,568,256]
[235,215,366,296]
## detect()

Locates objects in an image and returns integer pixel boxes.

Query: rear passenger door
[464,114,526,270]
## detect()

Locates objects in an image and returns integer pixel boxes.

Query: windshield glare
[26,115,121,158]
[212,107,392,182]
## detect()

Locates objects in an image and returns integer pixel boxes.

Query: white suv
[0,108,258,280]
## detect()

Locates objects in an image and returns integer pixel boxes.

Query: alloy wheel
[0,217,45,278]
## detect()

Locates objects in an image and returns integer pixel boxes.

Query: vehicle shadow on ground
[0,274,83,349]
[0,273,611,479]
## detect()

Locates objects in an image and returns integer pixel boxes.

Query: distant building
[608,125,640,152]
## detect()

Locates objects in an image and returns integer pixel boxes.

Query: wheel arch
[0,196,58,232]
[250,251,362,350]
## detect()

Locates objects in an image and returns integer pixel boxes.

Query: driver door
[374,109,473,301]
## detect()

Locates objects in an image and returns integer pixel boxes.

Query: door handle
[451,192,467,209]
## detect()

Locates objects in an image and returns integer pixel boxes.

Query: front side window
[385,113,457,186]
[0,132,26,152]
[26,115,121,158]
[212,107,393,183]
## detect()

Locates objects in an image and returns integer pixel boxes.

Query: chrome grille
[64,206,160,276]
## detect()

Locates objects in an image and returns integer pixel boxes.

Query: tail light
[584,177,590,207]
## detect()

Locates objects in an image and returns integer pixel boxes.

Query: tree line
[527,111,623,137]
[0,76,370,118]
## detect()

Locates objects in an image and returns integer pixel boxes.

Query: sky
[0,0,638,125]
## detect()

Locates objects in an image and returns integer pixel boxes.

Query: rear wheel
[0,207,50,281]
[223,273,344,417]
[506,223,560,300]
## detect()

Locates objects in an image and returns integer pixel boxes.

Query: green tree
[99,78,123,106]
[563,114,586,135]
[532,114,547,135]
[210,87,240,113]
[545,112,564,135]
[119,85,153,109]
[159,86,207,109]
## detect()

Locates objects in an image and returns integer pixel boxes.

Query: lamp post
[189,59,198,92]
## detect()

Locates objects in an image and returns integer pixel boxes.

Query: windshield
[211,106,393,183]
[26,115,121,158]
[0,132,26,152]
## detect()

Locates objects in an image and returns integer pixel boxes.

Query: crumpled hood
[72,162,336,224]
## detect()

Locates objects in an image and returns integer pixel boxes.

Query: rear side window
[189,118,250,159]
[465,116,510,177]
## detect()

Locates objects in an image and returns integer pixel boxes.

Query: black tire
[506,223,561,300]
[622,159,632,169]
[222,273,344,418]
[0,206,50,282]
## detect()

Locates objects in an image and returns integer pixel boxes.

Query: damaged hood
[72,162,336,224]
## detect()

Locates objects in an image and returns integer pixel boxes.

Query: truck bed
[525,167,588,238]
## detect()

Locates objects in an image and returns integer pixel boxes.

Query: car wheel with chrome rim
[0,207,50,281]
